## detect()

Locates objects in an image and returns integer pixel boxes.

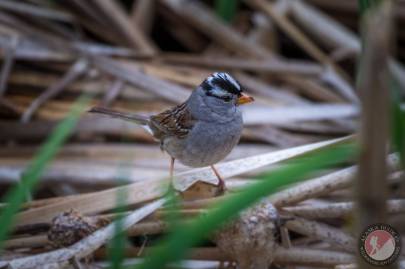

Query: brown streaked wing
[149,102,195,139]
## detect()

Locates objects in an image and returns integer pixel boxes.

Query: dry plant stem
[66,1,123,45]
[5,198,167,269]
[336,261,405,269]
[158,5,208,52]
[101,79,125,107]
[131,0,156,34]
[276,120,354,135]
[170,157,175,182]
[235,72,307,105]
[247,0,358,104]
[0,0,73,22]
[0,36,18,97]
[4,220,168,250]
[15,178,168,226]
[0,117,154,142]
[274,247,355,266]
[269,154,399,207]
[4,235,48,250]
[243,126,311,148]
[0,97,20,116]
[162,53,322,76]
[289,1,359,52]
[240,104,358,125]
[7,71,145,100]
[285,217,356,251]
[247,0,331,64]
[141,63,203,87]
[161,0,273,59]
[281,76,345,103]
[249,10,278,50]
[96,247,355,266]
[90,0,155,54]
[20,59,89,123]
[284,199,405,219]
[280,226,294,269]
[92,56,190,103]
[357,0,392,229]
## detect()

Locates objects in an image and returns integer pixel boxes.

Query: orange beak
[237,93,254,105]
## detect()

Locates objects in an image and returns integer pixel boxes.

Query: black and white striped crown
[201,72,242,96]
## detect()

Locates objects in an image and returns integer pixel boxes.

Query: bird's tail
[88,106,150,126]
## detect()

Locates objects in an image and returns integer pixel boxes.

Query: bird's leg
[170,157,175,183]
[210,165,226,194]
[167,157,178,196]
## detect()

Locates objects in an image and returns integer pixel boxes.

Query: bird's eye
[222,96,232,102]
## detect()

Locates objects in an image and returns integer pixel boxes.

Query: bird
[89,72,254,193]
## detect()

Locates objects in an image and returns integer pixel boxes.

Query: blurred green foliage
[0,95,91,250]
[215,0,239,22]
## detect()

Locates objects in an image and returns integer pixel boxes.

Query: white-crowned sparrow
[89,72,254,193]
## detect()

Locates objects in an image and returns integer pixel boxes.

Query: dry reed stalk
[93,246,355,266]
[161,53,322,76]
[285,217,356,251]
[0,35,17,97]
[100,79,125,107]
[284,199,405,219]
[131,0,156,34]
[355,3,393,269]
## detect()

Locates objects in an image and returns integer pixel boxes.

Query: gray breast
[163,115,243,168]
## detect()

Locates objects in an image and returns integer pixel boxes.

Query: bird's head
[200,72,254,106]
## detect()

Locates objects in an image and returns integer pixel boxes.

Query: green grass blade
[358,0,382,15]
[215,0,239,22]
[390,78,405,167]
[134,143,356,269]
[108,160,134,269]
[108,189,128,269]
[0,94,91,249]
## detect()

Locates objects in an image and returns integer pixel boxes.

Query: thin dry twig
[20,59,89,123]
[101,79,125,107]
[0,35,18,97]
[285,217,356,251]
